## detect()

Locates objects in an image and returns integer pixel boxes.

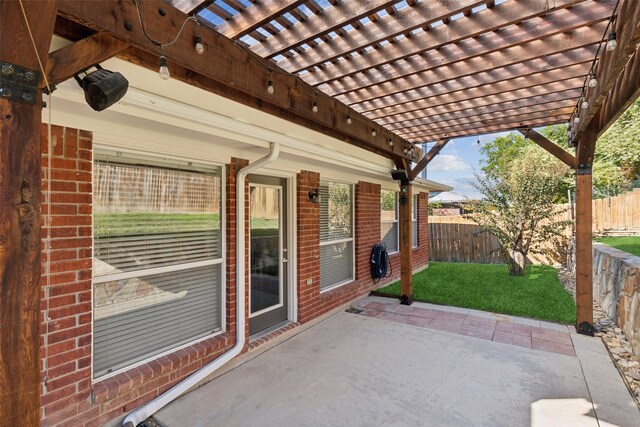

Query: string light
[312,101,318,113]
[346,115,352,125]
[371,128,376,136]
[195,36,204,54]
[388,138,393,146]
[158,56,170,80]
[606,31,617,51]
[569,0,620,134]
[267,80,274,94]
[581,99,589,109]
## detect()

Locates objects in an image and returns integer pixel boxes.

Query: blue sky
[422,132,512,199]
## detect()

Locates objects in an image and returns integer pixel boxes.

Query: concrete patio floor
[155,297,639,427]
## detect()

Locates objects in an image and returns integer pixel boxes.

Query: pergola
[1,0,639,424]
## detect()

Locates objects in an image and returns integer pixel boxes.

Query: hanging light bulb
[195,36,205,55]
[581,99,589,110]
[573,116,580,125]
[346,115,352,125]
[588,74,597,88]
[267,80,274,95]
[371,128,376,136]
[403,148,408,154]
[158,56,170,80]
[606,31,617,52]
[312,101,318,113]
[388,138,393,146]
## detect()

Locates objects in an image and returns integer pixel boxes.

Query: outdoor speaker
[390,169,409,181]
[75,65,129,112]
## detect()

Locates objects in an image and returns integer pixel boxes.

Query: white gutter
[123,142,280,427]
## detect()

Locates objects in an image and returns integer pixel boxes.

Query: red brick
[46,368,90,391]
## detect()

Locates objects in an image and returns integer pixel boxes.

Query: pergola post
[399,180,413,305]
[574,130,597,335]
[0,1,58,424]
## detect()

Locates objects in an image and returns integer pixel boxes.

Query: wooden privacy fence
[589,189,640,232]
[428,216,503,264]
[428,189,640,265]
[428,215,568,265]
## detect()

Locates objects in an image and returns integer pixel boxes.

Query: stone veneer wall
[593,243,640,355]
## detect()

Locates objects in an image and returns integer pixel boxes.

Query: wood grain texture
[45,32,130,88]
[575,157,596,330]
[520,128,577,169]
[573,0,640,142]
[56,0,417,160]
[399,183,413,302]
[410,139,449,181]
[0,2,58,425]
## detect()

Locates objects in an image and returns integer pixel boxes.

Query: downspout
[123,142,280,427]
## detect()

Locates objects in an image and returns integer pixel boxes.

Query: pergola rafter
[302,0,603,87]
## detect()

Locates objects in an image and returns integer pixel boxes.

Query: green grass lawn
[593,236,640,257]
[376,262,576,324]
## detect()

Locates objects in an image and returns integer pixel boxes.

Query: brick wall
[294,178,430,325]
[40,125,94,425]
[39,125,238,426]
[296,171,321,323]
[37,126,431,425]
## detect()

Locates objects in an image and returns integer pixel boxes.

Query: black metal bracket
[0,62,40,105]
[576,164,592,175]
[400,294,413,306]
[577,321,594,336]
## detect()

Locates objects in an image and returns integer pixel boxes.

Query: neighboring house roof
[429,191,469,203]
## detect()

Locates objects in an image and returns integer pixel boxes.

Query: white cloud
[428,154,471,172]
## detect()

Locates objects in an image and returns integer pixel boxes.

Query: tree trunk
[507,248,526,275]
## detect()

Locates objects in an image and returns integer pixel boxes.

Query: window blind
[319,181,353,290]
[92,152,223,378]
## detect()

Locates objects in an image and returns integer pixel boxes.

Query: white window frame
[380,190,399,254]
[90,148,226,382]
[319,180,355,293]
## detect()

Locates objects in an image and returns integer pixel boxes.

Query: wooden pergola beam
[403,117,568,143]
[573,0,640,144]
[280,0,485,73]
[340,46,597,108]
[400,106,574,140]
[369,77,584,123]
[45,32,130,88]
[400,107,573,140]
[518,128,577,169]
[253,0,398,59]
[304,0,592,86]
[356,62,590,115]
[320,2,612,96]
[0,1,58,425]
[384,89,581,131]
[215,0,307,39]
[55,0,417,160]
[409,139,450,181]
[393,98,577,134]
